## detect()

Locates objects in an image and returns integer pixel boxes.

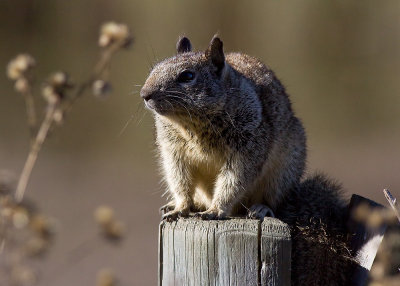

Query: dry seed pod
[13,54,35,71]
[101,22,128,39]
[7,63,22,80]
[42,71,73,104]
[12,206,29,229]
[99,22,132,48]
[94,206,125,239]
[99,34,112,48]
[7,54,35,80]
[94,206,114,226]
[50,71,69,86]
[49,71,73,90]
[96,268,117,286]
[15,78,29,93]
[352,202,370,223]
[1,205,13,220]
[53,109,64,125]
[42,85,61,104]
[104,220,125,239]
[92,80,112,98]
[370,262,385,281]
[366,209,385,228]
[30,214,55,238]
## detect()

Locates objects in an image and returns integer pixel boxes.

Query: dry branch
[383,189,400,224]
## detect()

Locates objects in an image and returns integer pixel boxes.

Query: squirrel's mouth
[143,97,173,115]
[141,88,167,114]
[144,98,156,110]
[141,89,165,113]
[141,89,191,117]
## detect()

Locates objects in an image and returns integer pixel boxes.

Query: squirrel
[141,36,306,220]
[141,36,355,285]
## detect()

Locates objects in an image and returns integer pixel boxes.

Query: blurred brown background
[0,1,399,285]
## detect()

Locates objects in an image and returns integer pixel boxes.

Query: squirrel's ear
[176,36,192,54]
[205,36,225,74]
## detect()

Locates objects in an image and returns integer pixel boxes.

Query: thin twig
[63,42,121,114]
[22,86,37,144]
[14,103,57,203]
[383,189,400,224]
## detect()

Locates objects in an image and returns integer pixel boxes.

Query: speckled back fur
[276,174,356,285]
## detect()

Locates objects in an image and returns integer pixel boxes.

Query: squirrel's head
[140,36,228,121]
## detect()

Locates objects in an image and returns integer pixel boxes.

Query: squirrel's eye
[177,70,195,83]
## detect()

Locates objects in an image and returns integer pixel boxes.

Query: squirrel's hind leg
[246,204,275,220]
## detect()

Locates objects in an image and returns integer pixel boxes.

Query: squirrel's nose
[140,87,153,101]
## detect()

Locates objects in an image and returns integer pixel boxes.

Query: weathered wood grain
[159,217,291,286]
[260,219,291,286]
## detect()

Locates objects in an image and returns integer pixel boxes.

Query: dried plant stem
[14,40,125,203]
[65,42,121,112]
[22,88,37,144]
[93,42,119,76]
[15,103,57,203]
[383,189,400,224]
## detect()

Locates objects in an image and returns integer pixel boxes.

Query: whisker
[164,90,226,139]
[167,90,193,98]
[134,103,147,126]
[136,110,146,126]
[166,96,194,124]
[118,101,146,136]
[150,44,159,65]
[118,114,135,137]
[163,89,238,142]
[145,48,155,70]
[163,99,176,114]
[165,90,195,104]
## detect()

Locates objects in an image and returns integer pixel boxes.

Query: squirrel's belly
[191,161,220,210]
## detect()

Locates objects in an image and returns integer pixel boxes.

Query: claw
[194,209,226,220]
[247,204,275,220]
[162,208,190,222]
[162,211,180,222]
[159,203,175,215]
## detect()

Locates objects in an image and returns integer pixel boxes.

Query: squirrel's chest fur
[156,116,227,208]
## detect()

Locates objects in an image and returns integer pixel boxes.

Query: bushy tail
[276,173,357,286]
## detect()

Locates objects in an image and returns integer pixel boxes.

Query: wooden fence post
[158,217,291,286]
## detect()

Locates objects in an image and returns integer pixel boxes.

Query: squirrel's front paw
[162,207,190,222]
[194,208,227,220]
[159,202,175,215]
